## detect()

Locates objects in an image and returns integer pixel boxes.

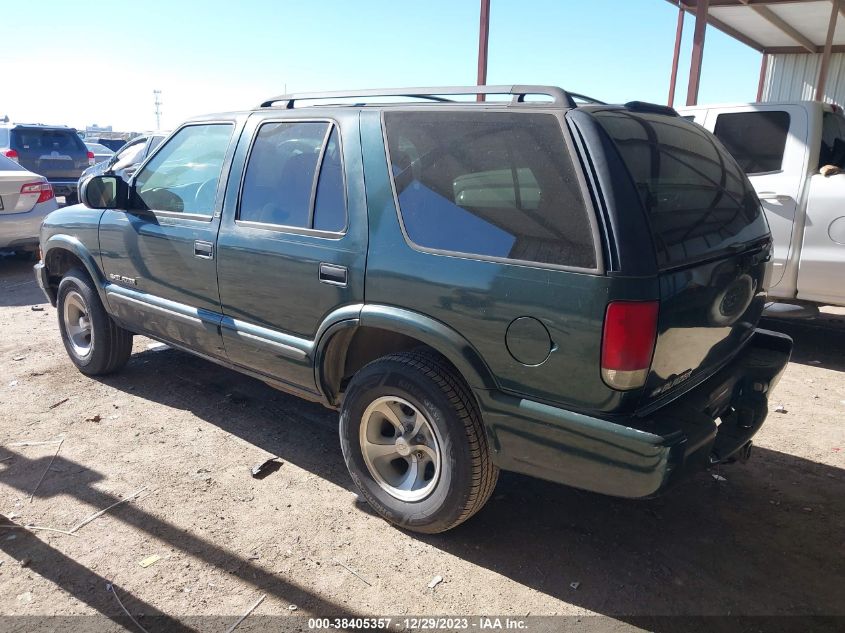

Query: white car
[84,141,115,166]
[679,101,845,314]
[0,153,59,254]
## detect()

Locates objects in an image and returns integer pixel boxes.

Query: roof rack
[258,85,578,109]
[568,92,607,105]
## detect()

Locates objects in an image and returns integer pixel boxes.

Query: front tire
[340,350,498,533]
[57,269,132,375]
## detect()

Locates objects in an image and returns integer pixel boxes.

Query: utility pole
[153,90,162,130]
[476,0,490,101]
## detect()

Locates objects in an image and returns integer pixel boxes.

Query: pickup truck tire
[57,269,132,376]
[340,350,498,533]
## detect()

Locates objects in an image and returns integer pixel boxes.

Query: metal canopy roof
[671,0,845,54]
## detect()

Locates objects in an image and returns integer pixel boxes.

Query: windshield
[593,109,770,268]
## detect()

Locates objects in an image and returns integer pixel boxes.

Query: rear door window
[713,111,790,174]
[593,110,769,268]
[239,121,346,232]
[383,111,597,269]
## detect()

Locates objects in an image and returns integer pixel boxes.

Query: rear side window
[820,111,845,168]
[594,110,769,268]
[239,121,346,232]
[11,128,86,154]
[0,129,8,147]
[713,111,790,174]
[384,111,596,269]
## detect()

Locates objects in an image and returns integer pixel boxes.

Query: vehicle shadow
[0,444,364,629]
[95,346,845,627]
[0,256,46,308]
[762,312,845,372]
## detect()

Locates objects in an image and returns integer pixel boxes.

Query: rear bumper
[478,328,792,498]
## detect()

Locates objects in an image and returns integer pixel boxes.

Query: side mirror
[79,175,129,210]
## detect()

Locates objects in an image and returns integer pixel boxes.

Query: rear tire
[340,350,498,533]
[57,269,132,375]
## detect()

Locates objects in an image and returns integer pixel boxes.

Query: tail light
[20,182,55,204]
[87,151,95,166]
[4,149,19,163]
[601,300,659,390]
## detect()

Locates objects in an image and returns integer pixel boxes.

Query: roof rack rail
[258,85,577,109]
[568,92,607,105]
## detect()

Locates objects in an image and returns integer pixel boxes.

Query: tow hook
[739,441,753,463]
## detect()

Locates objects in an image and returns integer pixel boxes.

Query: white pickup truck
[678,101,845,314]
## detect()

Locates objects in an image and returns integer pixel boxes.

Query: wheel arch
[42,234,108,307]
[315,304,497,407]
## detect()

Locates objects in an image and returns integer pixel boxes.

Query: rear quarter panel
[359,110,657,415]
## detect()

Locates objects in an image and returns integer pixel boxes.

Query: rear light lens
[601,300,659,391]
[87,151,95,166]
[4,149,19,163]
[20,182,55,204]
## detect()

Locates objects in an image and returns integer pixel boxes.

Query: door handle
[194,240,214,259]
[319,262,347,286]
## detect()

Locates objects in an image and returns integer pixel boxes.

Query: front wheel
[57,269,132,375]
[340,350,498,533]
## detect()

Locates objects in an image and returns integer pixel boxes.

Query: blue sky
[2,0,761,131]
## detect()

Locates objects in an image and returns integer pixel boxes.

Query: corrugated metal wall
[762,53,845,105]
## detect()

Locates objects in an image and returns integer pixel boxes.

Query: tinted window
[240,121,346,232]
[820,111,845,168]
[135,124,233,214]
[384,111,596,268]
[713,111,789,174]
[594,110,769,268]
[11,128,86,154]
[313,127,345,232]
[0,129,9,147]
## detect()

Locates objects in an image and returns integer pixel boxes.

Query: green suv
[35,86,792,533]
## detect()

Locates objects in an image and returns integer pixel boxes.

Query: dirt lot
[0,255,843,631]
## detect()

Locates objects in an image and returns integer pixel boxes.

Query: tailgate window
[593,110,769,268]
[11,128,86,154]
[384,111,597,270]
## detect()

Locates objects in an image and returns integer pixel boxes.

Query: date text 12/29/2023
[307,617,529,630]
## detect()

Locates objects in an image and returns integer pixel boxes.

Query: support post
[477,0,491,102]
[756,53,768,102]
[815,0,840,102]
[668,3,685,107]
[686,0,709,106]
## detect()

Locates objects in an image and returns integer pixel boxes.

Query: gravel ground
[0,256,843,631]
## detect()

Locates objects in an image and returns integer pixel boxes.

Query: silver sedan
[0,153,59,253]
